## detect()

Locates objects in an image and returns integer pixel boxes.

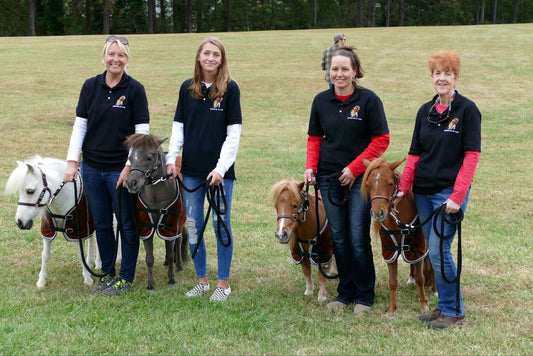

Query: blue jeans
[81,162,139,283]
[182,175,234,281]
[318,173,375,306]
[415,187,470,317]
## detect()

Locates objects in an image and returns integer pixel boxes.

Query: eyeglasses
[106,36,129,45]
[427,95,454,125]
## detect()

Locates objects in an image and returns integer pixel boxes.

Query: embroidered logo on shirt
[347,105,361,120]
[114,96,126,108]
[211,97,223,111]
[447,117,459,130]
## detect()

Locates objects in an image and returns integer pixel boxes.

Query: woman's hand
[116,165,131,189]
[444,198,460,214]
[207,171,223,186]
[166,164,176,178]
[391,191,404,209]
[63,161,79,182]
[339,167,355,188]
[304,169,316,185]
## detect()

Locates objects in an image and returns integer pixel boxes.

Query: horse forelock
[125,133,161,150]
[361,156,389,198]
[269,180,300,204]
[5,157,65,195]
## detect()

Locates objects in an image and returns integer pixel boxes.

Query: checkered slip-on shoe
[185,283,210,297]
[209,286,231,302]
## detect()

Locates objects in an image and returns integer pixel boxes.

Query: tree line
[1,0,531,37]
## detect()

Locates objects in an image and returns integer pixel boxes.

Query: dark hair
[332,45,364,86]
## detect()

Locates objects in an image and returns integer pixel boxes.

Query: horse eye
[292,204,299,209]
[26,189,35,195]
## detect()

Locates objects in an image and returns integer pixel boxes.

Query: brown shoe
[428,315,465,329]
[419,309,441,323]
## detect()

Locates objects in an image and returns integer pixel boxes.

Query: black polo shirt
[409,91,482,194]
[76,72,150,171]
[174,79,242,179]
[308,86,389,174]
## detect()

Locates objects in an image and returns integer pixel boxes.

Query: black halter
[17,167,52,208]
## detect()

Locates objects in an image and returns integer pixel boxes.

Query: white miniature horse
[5,156,101,289]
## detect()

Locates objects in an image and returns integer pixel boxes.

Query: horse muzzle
[275,230,291,244]
[370,208,387,223]
[15,218,33,230]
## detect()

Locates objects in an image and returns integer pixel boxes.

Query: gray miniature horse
[125,134,188,290]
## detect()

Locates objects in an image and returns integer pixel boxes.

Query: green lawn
[0,24,531,354]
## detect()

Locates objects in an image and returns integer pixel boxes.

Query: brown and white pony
[362,156,436,316]
[269,180,337,302]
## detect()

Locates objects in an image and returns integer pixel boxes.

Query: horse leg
[413,261,430,312]
[301,258,314,296]
[407,264,416,285]
[423,256,438,297]
[386,261,398,317]
[36,239,51,289]
[78,240,94,286]
[144,237,155,290]
[165,240,176,285]
[88,235,101,270]
[316,265,327,302]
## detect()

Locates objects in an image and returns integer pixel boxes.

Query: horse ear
[159,138,168,147]
[389,158,406,171]
[25,163,35,173]
[363,158,371,167]
[297,181,305,191]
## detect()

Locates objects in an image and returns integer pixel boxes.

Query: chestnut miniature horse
[362,156,436,316]
[269,180,337,302]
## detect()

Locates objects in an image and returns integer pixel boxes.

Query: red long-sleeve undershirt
[398,151,480,205]
[306,133,390,178]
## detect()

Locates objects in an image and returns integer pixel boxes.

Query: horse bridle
[369,171,400,204]
[276,188,309,223]
[17,167,52,208]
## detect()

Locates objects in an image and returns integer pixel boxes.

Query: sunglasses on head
[106,36,129,45]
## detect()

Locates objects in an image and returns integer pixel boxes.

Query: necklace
[427,93,455,125]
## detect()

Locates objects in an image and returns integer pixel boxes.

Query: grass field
[0,24,532,354]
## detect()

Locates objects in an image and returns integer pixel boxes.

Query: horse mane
[268,180,300,203]
[124,133,162,150]
[361,155,389,201]
[5,155,66,195]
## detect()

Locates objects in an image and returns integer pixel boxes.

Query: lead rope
[308,181,339,280]
[176,176,232,259]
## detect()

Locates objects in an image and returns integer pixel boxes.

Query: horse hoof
[317,296,327,303]
[36,283,46,290]
[406,276,416,285]
[146,285,155,291]
[304,290,314,296]
[385,311,396,318]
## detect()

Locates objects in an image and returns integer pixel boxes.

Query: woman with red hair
[393,49,481,329]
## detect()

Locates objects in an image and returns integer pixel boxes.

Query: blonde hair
[102,39,130,71]
[189,37,231,100]
[428,49,460,77]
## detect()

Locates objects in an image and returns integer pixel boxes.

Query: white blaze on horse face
[374,172,381,193]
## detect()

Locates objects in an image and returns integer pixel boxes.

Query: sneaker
[419,309,441,323]
[101,278,132,296]
[428,315,465,329]
[185,283,210,297]
[210,286,231,302]
[92,275,116,294]
[353,304,371,315]
[326,300,348,311]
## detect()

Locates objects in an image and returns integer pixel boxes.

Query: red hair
[428,49,461,76]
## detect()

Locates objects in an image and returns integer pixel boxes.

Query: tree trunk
[513,0,520,23]
[160,0,167,32]
[148,0,157,33]
[85,0,92,33]
[491,0,497,24]
[357,0,364,27]
[398,0,404,26]
[103,0,111,34]
[186,0,192,32]
[386,0,391,26]
[28,0,36,36]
